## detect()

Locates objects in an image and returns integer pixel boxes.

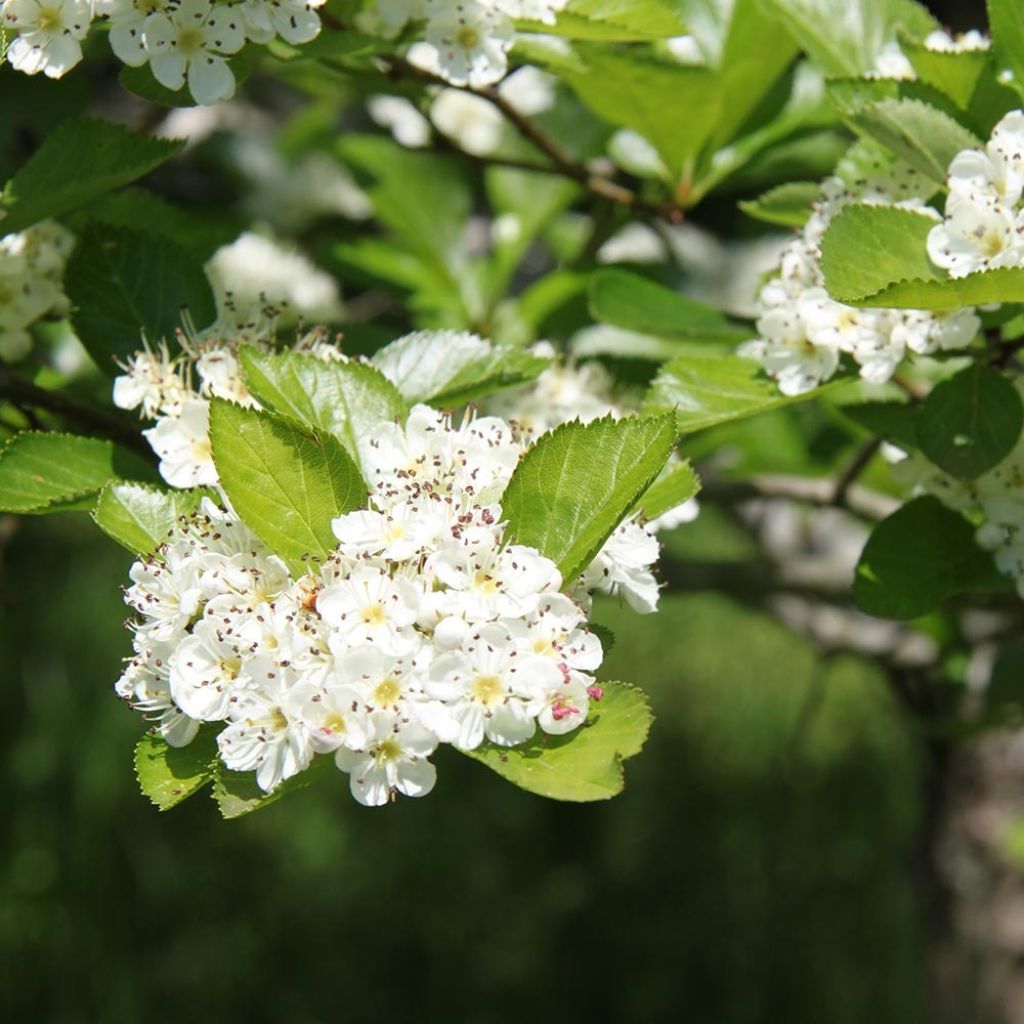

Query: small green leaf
[990,0,1024,104]
[637,462,701,521]
[0,432,149,514]
[209,400,367,571]
[501,414,675,583]
[739,181,821,227]
[588,269,750,342]
[915,364,1024,479]
[462,682,652,801]
[0,117,183,234]
[94,482,214,554]
[645,354,839,433]
[64,226,217,372]
[134,727,219,811]
[854,496,1005,619]
[239,348,406,469]
[212,755,333,819]
[371,331,549,407]
[820,203,941,304]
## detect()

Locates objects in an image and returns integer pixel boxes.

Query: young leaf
[208,400,367,571]
[461,682,652,802]
[239,348,406,469]
[915,364,1024,480]
[990,0,1024,105]
[854,496,1005,619]
[588,270,750,342]
[501,414,675,584]
[371,330,549,407]
[212,756,333,819]
[64,226,217,372]
[899,35,990,108]
[0,432,149,514]
[819,203,941,304]
[841,266,1024,310]
[0,118,183,234]
[134,727,219,811]
[94,482,214,554]
[637,462,701,521]
[739,181,820,228]
[644,354,841,433]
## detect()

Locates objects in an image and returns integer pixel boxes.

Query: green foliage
[588,269,750,342]
[64,226,217,371]
[134,727,219,811]
[462,681,652,800]
[93,482,214,554]
[501,414,675,583]
[518,0,686,40]
[212,756,334,819]
[854,496,1005,619]
[637,462,702,520]
[645,354,839,433]
[239,348,406,468]
[915,364,1023,480]
[208,400,366,571]
[739,181,820,227]
[371,330,549,406]
[0,118,183,234]
[899,35,990,108]
[841,401,918,449]
[989,0,1024,104]
[0,432,149,514]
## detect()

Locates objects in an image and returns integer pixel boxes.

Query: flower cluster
[1,0,327,104]
[117,404,607,805]
[743,158,981,395]
[0,219,74,362]
[927,111,1024,279]
[374,0,566,87]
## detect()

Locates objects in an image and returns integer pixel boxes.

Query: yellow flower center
[455,25,480,50]
[361,602,386,626]
[177,26,207,56]
[36,6,64,32]
[323,712,347,736]
[471,674,504,707]
[375,738,401,763]
[373,678,401,706]
[472,570,499,596]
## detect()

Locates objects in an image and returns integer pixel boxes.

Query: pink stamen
[586,685,604,702]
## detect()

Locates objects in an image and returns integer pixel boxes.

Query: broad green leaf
[462,682,652,801]
[739,181,820,227]
[915,364,1023,480]
[0,432,149,514]
[517,0,686,40]
[588,270,750,341]
[64,226,217,372]
[94,482,214,554]
[637,462,701,521]
[761,0,937,76]
[371,330,550,407]
[848,267,1024,310]
[571,325,709,362]
[134,727,219,811]
[845,97,981,183]
[239,348,406,469]
[840,400,918,449]
[0,118,182,234]
[854,496,1005,618]
[645,354,840,433]
[208,400,367,571]
[212,755,333,819]
[501,414,675,583]
[990,0,1024,104]
[819,203,940,304]
[900,35,990,108]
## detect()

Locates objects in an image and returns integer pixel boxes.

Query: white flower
[576,519,660,613]
[422,0,512,87]
[236,0,325,45]
[98,0,169,67]
[113,343,187,418]
[143,0,246,106]
[367,94,431,148]
[335,711,438,806]
[143,398,219,488]
[925,29,988,52]
[927,195,1024,278]
[194,346,255,405]
[2,0,91,79]
[745,308,839,397]
[332,505,443,562]
[430,88,503,156]
[497,65,556,115]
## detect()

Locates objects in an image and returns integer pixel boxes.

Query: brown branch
[0,368,156,462]
[831,437,883,508]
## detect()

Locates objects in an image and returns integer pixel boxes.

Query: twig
[700,473,899,521]
[0,369,156,462]
[831,437,883,508]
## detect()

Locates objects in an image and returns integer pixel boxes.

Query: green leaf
[208,400,367,571]
[915,364,1024,480]
[645,354,839,433]
[854,496,1004,619]
[847,267,1024,310]
[637,462,701,521]
[134,727,219,811]
[63,226,217,372]
[840,400,919,449]
[212,755,333,819]
[239,348,406,469]
[517,0,686,40]
[900,34,991,108]
[0,118,183,234]
[588,270,750,342]
[819,203,941,304]
[371,330,550,407]
[93,482,214,554]
[989,0,1024,104]
[739,181,820,227]
[501,414,675,583]
[0,432,148,514]
[462,682,652,801]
